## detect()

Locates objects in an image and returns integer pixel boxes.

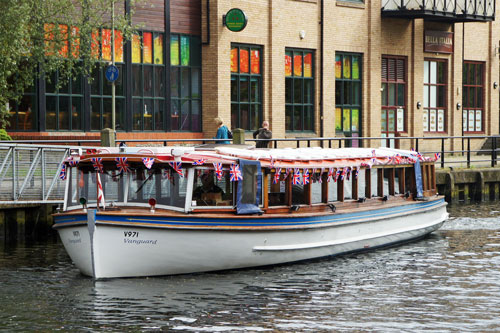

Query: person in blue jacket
[213,117,231,144]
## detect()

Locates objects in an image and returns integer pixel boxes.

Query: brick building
[7,0,499,150]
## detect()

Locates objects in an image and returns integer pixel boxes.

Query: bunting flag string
[91,157,104,173]
[312,168,318,183]
[142,157,155,169]
[115,157,131,173]
[355,167,360,179]
[273,167,282,184]
[229,164,243,181]
[213,162,224,180]
[284,168,292,180]
[59,163,67,180]
[303,168,310,185]
[68,158,79,167]
[292,168,301,185]
[434,153,441,161]
[193,158,206,166]
[340,168,347,181]
[371,150,377,166]
[169,162,184,177]
[327,167,334,182]
[335,168,341,182]
[318,168,325,183]
[345,167,351,181]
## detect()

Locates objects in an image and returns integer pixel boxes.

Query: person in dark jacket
[253,121,272,148]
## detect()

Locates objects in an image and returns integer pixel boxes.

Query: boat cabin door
[236,159,263,215]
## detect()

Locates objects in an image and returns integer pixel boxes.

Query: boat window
[128,168,187,208]
[383,169,391,196]
[268,169,286,206]
[357,168,366,198]
[292,184,305,205]
[327,177,338,202]
[311,171,322,204]
[193,170,234,207]
[67,169,123,207]
[241,164,259,205]
[344,175,353,200]
[371,169,381,197]
[394,169,401,195]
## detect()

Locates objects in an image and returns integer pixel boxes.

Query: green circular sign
[224,8,248,32]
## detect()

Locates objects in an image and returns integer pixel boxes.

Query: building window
[230,44,262,130]
[381,56,406,141]
[170,34,201,132]
[335,53,362,140]
[132,31,165,131]
[7,83,37,131]
[285,49,314,132]
[91,29,126,131]
[46,71,84,131]
[423,59,447,132]
[463,61,484,132]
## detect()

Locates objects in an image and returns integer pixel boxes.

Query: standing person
[213,117,231,144]
[253,121,272,148]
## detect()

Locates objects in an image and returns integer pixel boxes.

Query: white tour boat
[53,145,448,279]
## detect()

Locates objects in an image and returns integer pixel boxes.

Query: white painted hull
[56,199,448,279]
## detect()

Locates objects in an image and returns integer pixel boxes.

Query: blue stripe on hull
[54,199,445,229]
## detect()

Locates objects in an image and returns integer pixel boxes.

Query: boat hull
[54,198,448,279]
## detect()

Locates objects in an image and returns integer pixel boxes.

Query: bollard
[232,128,245,145]
[101,128,116,147]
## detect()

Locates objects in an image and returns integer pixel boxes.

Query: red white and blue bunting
[115,157,131,173]
[229,164,243,181]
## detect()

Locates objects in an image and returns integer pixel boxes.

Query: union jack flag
[394,154,402,164]
[303,168,310,185]
[91,157,104,173]
[96,172,105,209]
[355,167,360,179]
[115,157,131,173]
[68,158,79,167]
[340,168,347,181]
[193,159,206,166]
[142,157,155,169]
[327,167,334,182]
[371,150,377,165]
[335,168,341,182]
[213,162,223,180]
[284,168,292,180]
[229,164,243,181]
[269,157,275,169]
[434,153,441,161]
[312,168,318,183]
[273,167,282,184]
[293,168,301,185]
[169,162,184,177]
[59,163,67,180]
[318,168,324,183]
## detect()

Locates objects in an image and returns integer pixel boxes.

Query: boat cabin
[62,147,438,215]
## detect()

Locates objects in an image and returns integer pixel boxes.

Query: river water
[1,203,500,332]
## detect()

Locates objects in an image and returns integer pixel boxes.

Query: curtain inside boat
[236,159,263,215]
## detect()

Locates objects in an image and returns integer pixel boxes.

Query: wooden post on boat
[233,128,245,145]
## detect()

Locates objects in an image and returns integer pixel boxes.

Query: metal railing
[0,144,92,205]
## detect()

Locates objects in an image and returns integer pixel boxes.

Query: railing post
[493,136,498,167]
[441,138,445,168]
[296,140,300,148]
[467,137,471,168]
[415,138,419,152]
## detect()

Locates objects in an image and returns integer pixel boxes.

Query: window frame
[169,33,202,132]
[423,58,447,133]
[335,52,363,143]
[230,43,263,131]
[285,48,315,133]
[131,31,166,132]
[381,55,407,137]
[462,61,485,134]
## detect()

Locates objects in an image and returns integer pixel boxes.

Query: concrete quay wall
[436,168,500,205]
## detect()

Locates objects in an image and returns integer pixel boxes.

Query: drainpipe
[320,0,324,142]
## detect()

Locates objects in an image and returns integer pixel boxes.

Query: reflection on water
[1,203,499,332]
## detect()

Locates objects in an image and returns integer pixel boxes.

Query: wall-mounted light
[494,82,498,89]
[456,102,461,110]
[416,101,422,109]
[299,30,306,40]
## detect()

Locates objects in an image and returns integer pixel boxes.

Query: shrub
[0,129,12,141]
